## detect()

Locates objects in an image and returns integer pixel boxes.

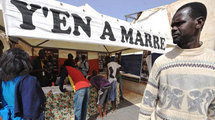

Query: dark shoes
[120,96,124,101]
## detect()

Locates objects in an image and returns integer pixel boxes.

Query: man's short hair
[105,56,111,63]
[39,49,45,54]
[177,2,207,20]
[68,53,73,59]
[81,55,86,60]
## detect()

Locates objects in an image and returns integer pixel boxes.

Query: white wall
[59,50,76,59]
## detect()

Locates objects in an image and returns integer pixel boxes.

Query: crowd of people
[0,2,214,120]
[59,55,122,120]
[0,41,122,120]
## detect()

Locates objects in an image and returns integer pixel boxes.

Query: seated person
[89,70,111,119]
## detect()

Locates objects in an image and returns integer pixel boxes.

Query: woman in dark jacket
[0,48,46,120]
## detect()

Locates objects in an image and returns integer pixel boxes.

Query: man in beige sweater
[139,2,215,120]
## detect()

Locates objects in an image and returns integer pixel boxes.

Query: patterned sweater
[139,45,215,120]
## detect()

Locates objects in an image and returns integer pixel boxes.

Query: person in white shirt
[105,56,121,111]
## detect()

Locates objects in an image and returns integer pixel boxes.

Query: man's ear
[195,16,205,29]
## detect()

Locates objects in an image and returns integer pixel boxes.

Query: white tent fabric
[1,0,167,53]
[134,6,173,47]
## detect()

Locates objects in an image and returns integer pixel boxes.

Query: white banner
[2,0,166,52]
[0,0,2,10]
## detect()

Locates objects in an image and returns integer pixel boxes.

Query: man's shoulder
[153,53,167,63]
[107,62,113,66]
[22,75,37,82]
[17,75,38,88]
[204,48,215,60]
[205,48,215,54]
[109,61,119,65]
[108,62,120,69]
[153,50,176,66]
[64,59,69,63]
[66,66,76,71]
[91,75,102,80]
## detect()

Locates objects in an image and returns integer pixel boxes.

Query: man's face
[171,7,196,46]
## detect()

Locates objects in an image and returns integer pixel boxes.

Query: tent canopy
[0,0,168,54]
[134,6,173,46]
[0,3,132,53]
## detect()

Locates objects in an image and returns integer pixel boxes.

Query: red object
[88,59,99,75]
[66,66,90,91]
